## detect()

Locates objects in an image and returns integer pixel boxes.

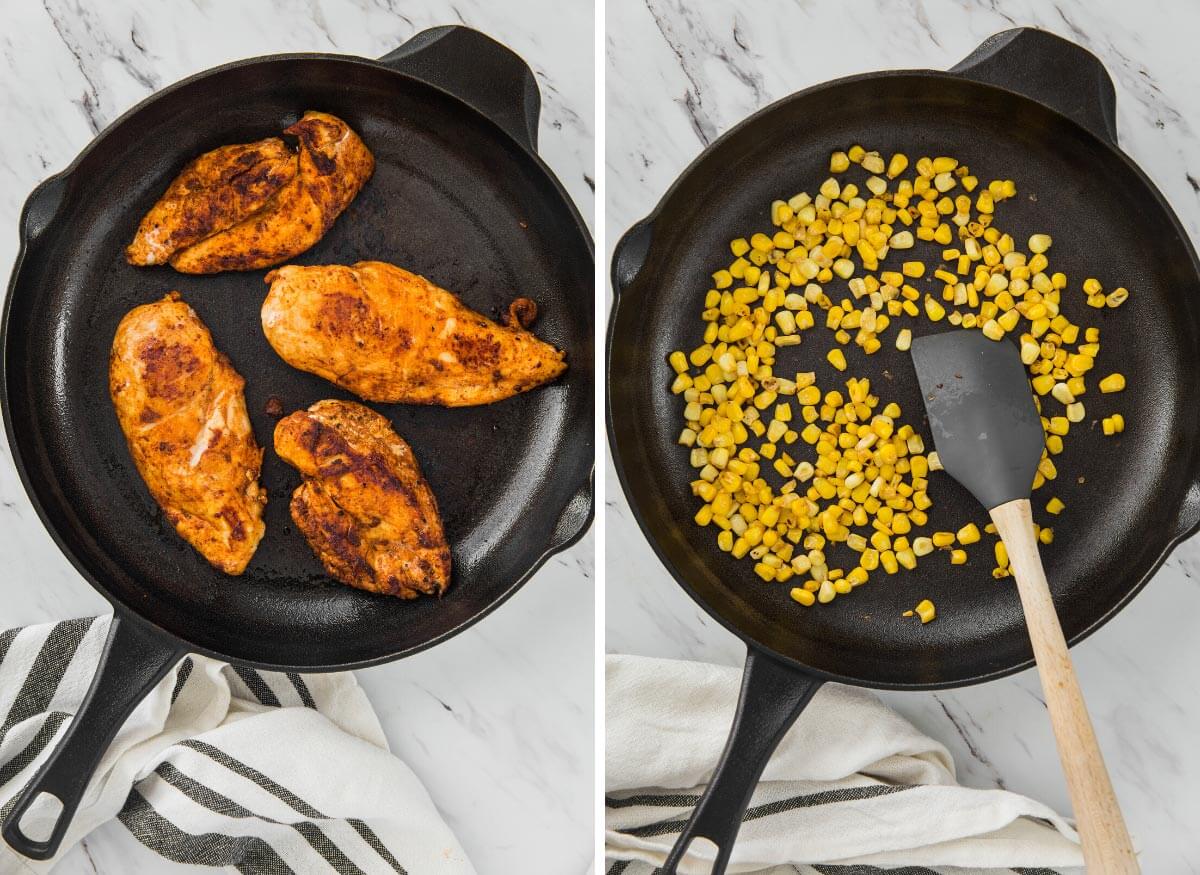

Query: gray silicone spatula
[912,330,1139,873]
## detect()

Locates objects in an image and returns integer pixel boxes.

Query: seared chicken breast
[261,261,567,406]
[126,112,373,274]
[274,400,450,598]
[110,293,266,574]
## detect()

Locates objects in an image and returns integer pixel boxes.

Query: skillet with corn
[670,147,1128,616]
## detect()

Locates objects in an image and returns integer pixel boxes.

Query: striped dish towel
[0,616,475,874]
[606,654,1087,875]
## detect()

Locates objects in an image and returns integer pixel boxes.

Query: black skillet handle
[19,174,70,244]
[1,615,183,860]
[377,26,540,153]
[661,648,823,875]
[611,218,654,297]
[951,28,1118,147]
[548,470,595,554]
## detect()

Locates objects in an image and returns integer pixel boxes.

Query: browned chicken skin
[109,293,266,574]
[274,400,450,598]
[261,261,567,406]
[126,112,373,274]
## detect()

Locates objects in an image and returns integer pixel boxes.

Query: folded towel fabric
[606,654,1085,874]
[0,615,475,874]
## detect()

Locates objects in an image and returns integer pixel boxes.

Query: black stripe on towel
[348,819,408,874]
[0,627,20,668]
[179,739,405,874]
[0,711,70,788]
[170,657,194,704]
[233,666,281,707]
[286,673,317,709]
[1013,869,1063,874]
[620,785,909,838]
[606,861,631,874]
[119,788,296,874]
[0,618,94,737]
[153,762,367,875]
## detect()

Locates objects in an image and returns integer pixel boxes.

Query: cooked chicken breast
[126,112,373,274]
[126,138,297,266]
[261,261,567,406]
[110,293,266,574]
[274,400,450,598]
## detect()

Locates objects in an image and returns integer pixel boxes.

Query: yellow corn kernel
[1106,287,1129,308]
[830,150,850,173]
[957,523,981,545]
[1083,277,1102,295]
[914,599,936,623]
[1099,373,1126,393]
[790,587,816,607]
[827,348,847,371]
[1039,527,1054,545]
[1046,497,1065,515]
[887,153,909,178]
[1028,233,1052,254]
[994,540,1009,568]
[817,580,837,604]
[950,549,967,565]
[925,296,946,322]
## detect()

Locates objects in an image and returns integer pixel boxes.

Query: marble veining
[0,1,593,873]
[606,1,1200,872]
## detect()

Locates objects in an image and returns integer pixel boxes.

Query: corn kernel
[1099,373,1125,393]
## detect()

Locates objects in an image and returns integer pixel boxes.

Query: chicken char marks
[261,261,567,406]
[274,400,450,598]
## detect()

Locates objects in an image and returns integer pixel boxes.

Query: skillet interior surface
[5,56,593,668]
[609,72,1200,688]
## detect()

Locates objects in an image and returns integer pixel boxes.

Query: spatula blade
[911,330,1044,511]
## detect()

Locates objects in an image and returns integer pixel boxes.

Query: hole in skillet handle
[375,25,541,153]
[950,27,1119,147]
[1,615,183,861]
[659,649,823,875]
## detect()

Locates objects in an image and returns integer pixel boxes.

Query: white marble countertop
[605,1,1200,871]
[0,1,593,873]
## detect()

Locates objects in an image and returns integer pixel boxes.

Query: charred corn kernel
[1046,497,1065,515]
[950,549,967,565]
[915,599,936,623]
[827,349,847,371]
[1099,373,1126,393]
[790,587,816,606]
[830,150,850,173]
[957,523,981,545]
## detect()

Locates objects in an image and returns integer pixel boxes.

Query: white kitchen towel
[0,616,475,874]
[606,654,1087,875]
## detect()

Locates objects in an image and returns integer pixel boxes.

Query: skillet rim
[606,66,1200,691]
[2,49,595,672]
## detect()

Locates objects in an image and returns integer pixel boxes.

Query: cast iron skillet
[2,25,593,859]
[608,28,1199,873]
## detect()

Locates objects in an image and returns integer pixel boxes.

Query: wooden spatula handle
[990,498,1139,873]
